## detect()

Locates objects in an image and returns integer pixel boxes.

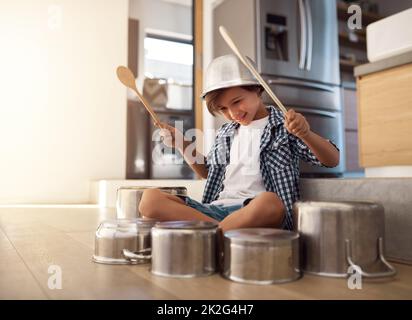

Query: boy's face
[215,86,265,125]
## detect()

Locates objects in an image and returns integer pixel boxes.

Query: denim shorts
[179,196,246,222]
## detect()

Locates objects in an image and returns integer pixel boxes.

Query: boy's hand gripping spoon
[219,26,288,116]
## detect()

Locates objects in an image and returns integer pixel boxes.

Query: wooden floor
[0,206,411,300]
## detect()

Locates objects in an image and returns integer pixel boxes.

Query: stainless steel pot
[293,201,396,278]
[92,218,155,265]
[116,186,187,219]
[136,221,219,278]
[222,228,301,285]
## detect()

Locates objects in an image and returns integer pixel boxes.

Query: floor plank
[0,227,48,299]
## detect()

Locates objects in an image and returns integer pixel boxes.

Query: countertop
[354,51,412,77]
[1,206,411,300]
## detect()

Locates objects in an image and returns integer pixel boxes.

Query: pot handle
[122,248,151,264]
[345,237,396,278]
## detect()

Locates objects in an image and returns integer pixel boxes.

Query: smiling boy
[139,54,339,231]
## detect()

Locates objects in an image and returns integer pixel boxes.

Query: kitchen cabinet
[356,61,412,167]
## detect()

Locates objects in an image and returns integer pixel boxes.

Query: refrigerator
[213,0,345,176]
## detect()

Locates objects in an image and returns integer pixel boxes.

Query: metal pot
[293,201,396,278]
[116,186,187,219]
[222,228,301,285]
[92,218,155,265]
[139,221,218,278]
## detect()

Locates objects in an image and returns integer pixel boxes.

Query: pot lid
[117,186,187,191]
[96,218,156,237]
[154,220,218,230]
[224,228,299,244]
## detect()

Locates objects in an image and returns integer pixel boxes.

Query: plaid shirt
[202,105,339,230]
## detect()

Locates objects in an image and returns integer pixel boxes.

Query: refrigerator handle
[298,0,307,70]
[267,78,336,93]
[290,107,338,119]
[304,0,313,71]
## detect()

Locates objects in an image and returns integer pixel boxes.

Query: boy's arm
[299,131,340,168]
[285,109,339,168]
[178,141,209,179]
[159,122,209,179]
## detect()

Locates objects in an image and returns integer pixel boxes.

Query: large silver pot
[92,218,155,265]
[147,221,218,278]
[293,201,396,278]
[222,228,301,285]
[116,186,187,219]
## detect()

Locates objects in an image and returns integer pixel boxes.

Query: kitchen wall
[0,0,129,204]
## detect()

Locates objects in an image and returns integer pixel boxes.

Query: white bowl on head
[201,54,260,98]
[367,8,412,62]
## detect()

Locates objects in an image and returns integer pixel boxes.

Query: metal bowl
[222,228,301,285]
[92,218,156,265]
[201,54,260,98]
[116,186,187,219]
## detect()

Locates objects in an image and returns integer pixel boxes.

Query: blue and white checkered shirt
[202,105,339,230]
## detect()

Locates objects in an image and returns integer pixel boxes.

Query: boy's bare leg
[219,192,285,232]
[139,189,218,223]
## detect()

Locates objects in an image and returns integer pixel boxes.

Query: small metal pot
[116,186,187,219]
[92,218,155,265]
[293,201,396,278]
[149,221,218,278]
[222,228,301,285]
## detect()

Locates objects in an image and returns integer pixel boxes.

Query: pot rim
[224,228,299,245]
[154,220,218,230]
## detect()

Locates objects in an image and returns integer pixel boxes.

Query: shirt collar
[219,105,284,137]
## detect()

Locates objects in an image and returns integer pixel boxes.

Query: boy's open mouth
[234,113,247,122]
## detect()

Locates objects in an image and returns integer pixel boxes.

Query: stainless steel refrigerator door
[301,0,340,85]
[262,76,341,111]
[257,0,306,79]
[257,0,340,86]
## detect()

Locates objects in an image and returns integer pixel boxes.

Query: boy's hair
[205,85,264,116]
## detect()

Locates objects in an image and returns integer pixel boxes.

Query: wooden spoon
[219,26,288,115]
[116,66,161,126]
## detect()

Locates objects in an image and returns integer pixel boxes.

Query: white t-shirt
[211,115,269,206]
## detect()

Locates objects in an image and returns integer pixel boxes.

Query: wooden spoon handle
[131,87,161,127]
[219,26,288,116]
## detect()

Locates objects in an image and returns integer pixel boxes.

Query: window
[144,34,193,85]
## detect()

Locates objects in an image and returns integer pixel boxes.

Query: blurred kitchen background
[0,0,411,204]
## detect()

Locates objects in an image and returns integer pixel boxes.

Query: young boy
[139,54,339,231]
